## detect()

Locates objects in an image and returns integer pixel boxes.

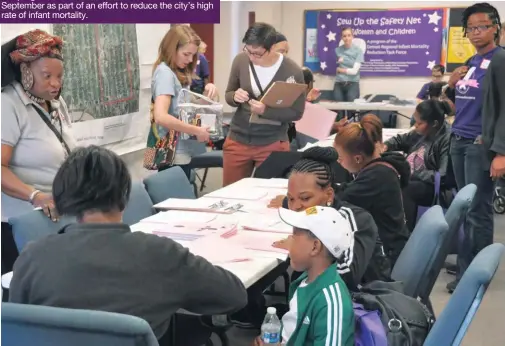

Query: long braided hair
[290,146,340,192]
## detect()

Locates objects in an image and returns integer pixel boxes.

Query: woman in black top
[333,114,411,267]
[270,146,391,287]
[385,99,452,231]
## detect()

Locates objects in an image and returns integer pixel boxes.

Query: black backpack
[352,281,434,346]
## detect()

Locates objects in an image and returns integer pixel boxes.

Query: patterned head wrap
[9,29,63,64]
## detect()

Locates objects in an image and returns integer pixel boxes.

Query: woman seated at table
[384,99,452,232]
[1,30,75,275]
[269,146,390,287]
[333,114,411,267]
[410,81,455,127]
[9,145,247,346]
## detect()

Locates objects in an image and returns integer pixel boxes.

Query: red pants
[223,138,289,186]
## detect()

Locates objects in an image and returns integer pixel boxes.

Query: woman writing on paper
[224,23,306,186]
[1,30,76,274]
[333,27,364,103]
[149,25,218,179]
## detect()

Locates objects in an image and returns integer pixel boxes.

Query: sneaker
[446,279,459,293]
[444,262,457,275]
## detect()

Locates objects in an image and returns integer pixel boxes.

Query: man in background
[500,22,505,46]
[416,64,446,102]
[274,32,289,55]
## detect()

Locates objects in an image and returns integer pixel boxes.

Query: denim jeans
[333,81,360,102]
[450,135,494,280]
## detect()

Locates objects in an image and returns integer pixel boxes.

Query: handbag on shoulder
[143,101,179,170]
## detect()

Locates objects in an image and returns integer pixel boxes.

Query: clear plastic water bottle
[261,307,281,345]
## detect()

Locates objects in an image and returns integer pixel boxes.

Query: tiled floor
[125,153,505,345]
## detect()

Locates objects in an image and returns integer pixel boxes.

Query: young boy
[254,206,355,346]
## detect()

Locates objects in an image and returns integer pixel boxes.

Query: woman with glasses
[223,23,306,186]
[443,2,502,293]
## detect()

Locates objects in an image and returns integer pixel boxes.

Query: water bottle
[261,307,281,345]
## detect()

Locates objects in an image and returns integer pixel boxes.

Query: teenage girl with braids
[270,146,391,287]
[442,2,505,292]
[333,114,411,267]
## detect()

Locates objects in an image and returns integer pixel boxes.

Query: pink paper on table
[188,236,253,264]
[227,231,289,255]
[295,102,337,140]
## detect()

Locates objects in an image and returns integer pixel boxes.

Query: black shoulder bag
[32,105,71,156]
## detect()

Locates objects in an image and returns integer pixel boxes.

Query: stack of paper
[205,186,269,200]
[205,185,287,202]
[248,178,289,189]
[139,210,218,224]
[240,215,292,234]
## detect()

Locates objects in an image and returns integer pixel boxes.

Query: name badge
[480,59,490,69]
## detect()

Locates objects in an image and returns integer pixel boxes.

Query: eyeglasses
[243,46,267,58]
[466,25,494,34]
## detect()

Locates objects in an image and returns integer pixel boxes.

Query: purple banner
[0,0,220,23]
[317,9,444,77]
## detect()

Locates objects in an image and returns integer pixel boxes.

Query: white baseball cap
[278,206,353,258]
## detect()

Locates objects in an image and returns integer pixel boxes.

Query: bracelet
[29,189,41,204]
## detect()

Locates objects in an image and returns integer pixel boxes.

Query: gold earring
[20,63,34,91]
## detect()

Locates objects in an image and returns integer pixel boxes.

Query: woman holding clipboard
[223,23,306,186]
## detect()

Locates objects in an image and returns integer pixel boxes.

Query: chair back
[391,205,449,298]
[1,303,159,346]
[418,184,477,300]
[424,243,505,346]
[143,166,196,205]
[295,133,318,150]
[9,211,75,253]
[122,182,155,225]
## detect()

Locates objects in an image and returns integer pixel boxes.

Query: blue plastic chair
[122,182,155,225]
[424,243,505,345]
[9,211,75,253]
[143,166,196,205]
[391,205,449,299]
[189,143,223,193]
[418,184,477,308]
[1,303,159,346]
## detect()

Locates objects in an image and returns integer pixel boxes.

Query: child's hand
[252,336,264,346]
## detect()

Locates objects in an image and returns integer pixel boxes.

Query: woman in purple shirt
[444,3,502,293]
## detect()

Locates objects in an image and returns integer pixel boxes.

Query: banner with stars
[317,9,445,77]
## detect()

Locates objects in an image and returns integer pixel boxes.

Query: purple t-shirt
[452,47,500,139]
[191,54,210,90]
[416,82,430,100]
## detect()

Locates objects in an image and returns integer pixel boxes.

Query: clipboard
[249,81,307,125]
[260,81,307,108]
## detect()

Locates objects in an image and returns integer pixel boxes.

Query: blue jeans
[333,81,360,102]
[450,135,494,279]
